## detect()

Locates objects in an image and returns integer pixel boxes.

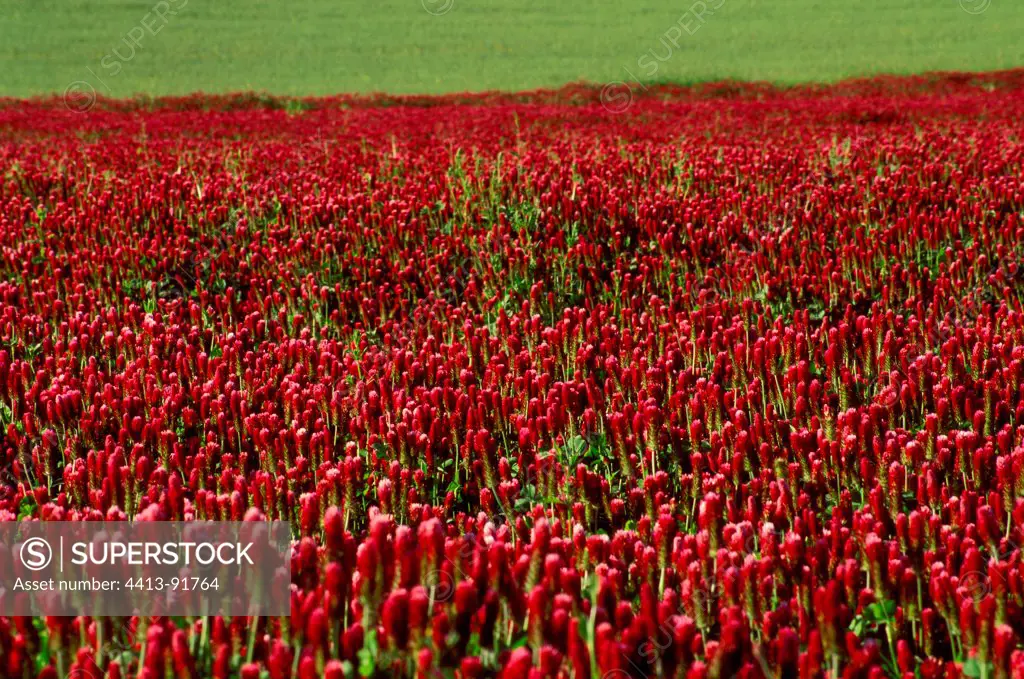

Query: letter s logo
[20,538,52,571]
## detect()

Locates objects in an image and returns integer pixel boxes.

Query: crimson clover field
[2,72,1024,679]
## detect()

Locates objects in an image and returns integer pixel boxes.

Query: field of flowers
[2,70,1024,679]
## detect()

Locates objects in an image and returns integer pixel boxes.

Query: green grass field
[2,0,1023,98]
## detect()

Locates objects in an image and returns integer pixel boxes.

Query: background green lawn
[2,0,1023,98]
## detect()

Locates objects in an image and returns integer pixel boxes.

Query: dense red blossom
[2,71,1024,678]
